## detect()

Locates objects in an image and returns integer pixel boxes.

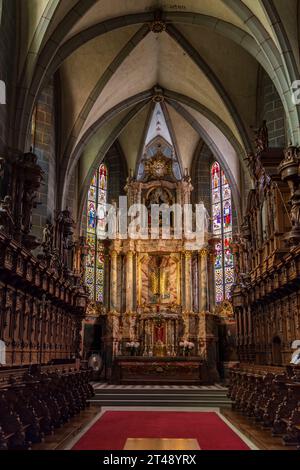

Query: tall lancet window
[211,161,234,303]
[137,102,182,181]
[85,163,108,302]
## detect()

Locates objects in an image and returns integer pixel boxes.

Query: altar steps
[89,385,232,408]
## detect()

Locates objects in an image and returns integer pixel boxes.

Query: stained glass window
[86,163,108,302]
[211,162,234,303]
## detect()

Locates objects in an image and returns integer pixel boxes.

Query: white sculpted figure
[0,339,5,365]
[290,340,300,365]
[198,201,210,233]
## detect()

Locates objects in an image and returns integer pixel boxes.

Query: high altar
[101,149,221,384]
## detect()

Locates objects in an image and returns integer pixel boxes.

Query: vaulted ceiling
[17,0,300,213]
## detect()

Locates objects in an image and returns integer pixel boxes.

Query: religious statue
[290,340,300,365]
[50,248,63,274]
[56,208,75,270]
[153,315,166,356]
[42,221,54,256]
[252,120,269,153]
[22,187,37,234]
[0,195,14,235]
[198,201,210,233]
[290,190,300,229]
[160,269,170,301]
[149,257,170,303]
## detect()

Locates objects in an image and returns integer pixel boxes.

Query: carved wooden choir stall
[0,151,92,450]
[229,124,300,447]
[0,365,94,450]
[0,151,88,367]
[228,365,300,448]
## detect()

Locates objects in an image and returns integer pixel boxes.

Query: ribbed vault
[15,0,300,223]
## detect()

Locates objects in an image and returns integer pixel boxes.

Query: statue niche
[149,256,171,304]
[145,186,174,229]
[140,254,179,306]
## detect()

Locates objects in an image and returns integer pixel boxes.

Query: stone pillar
[126,251,134,313]
[110,250,118,311]
[199,248,208,312]
[184,251,192,312]
[236,308,242,348]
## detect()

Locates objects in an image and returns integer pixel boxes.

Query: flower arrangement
[179,340,194,355]
[126,341,140,355]
[126,341,140,349]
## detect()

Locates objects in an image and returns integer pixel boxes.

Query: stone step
[94,392,229,398]
[89,398,232,407]
[95,389,227,394]
[90,387,232,407]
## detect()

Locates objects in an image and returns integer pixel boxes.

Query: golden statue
[150,268,160,297]
[149,257,170,302]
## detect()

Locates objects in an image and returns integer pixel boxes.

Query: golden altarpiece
[85,148,225,383]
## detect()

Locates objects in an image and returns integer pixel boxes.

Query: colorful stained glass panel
[223,200,232,230]
[85,164,108,302]
[211,162,234,304]
[212,204,222,234]
[88,186,97,202]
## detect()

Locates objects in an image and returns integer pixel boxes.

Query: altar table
[111,356,211,385]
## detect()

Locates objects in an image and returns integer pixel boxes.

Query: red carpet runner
[73,411,250,450]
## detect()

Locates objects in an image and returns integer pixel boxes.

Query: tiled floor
[93,382,227,390]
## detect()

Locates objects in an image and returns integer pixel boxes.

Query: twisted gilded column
[199,248,208,312]
[110,249,118,311]
[184,250,192,313]
[126,250,134,313]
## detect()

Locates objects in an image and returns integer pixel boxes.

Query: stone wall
[66,168,78,224]
[106,141,128,204]
[191,141,212,210]
[257,68,286,147]
[0,0,16,153]
[31,80,56,239]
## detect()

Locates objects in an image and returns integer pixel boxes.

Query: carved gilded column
[126,251,134,313]
[199,248,208,312]
[108,311,120,357]
[184,251,192,313]
[110,249,118,311]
